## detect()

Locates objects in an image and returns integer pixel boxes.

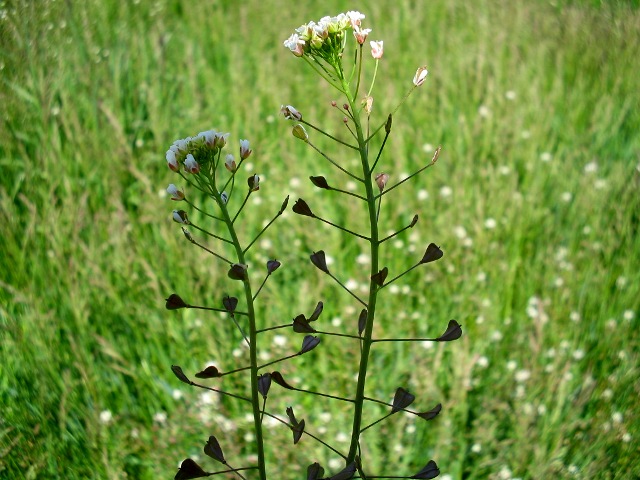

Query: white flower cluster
[283,11,370,58]
[164,130,230,173]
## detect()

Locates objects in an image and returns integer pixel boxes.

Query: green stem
[216,193,267,480]
[343,80,381,469]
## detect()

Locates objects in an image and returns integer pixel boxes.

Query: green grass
[1,0,639,479]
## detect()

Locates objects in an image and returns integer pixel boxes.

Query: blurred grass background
[1,0,639,479]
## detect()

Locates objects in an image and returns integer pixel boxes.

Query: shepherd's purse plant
[162,10,462,480]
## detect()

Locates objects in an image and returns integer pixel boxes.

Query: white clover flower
[484,217,497,229]
[413,66,429,86]
[440,185,452,198]
[99,410,113,424]
[623,310,635,321]
[153,411,167,424]
[272,335,288,347]
[471,443,482,453]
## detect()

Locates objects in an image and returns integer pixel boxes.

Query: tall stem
[218,194,267,480]
[344,83,380,467]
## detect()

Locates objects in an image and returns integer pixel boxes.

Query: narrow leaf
[293,314,316,333]
[171,365,191,385]
[310,251,330,273]
[411,460,440,479]
[195,366,221,379]
[371,267,388,286]
[392,387,416,413]
[203,435,226,464]
[420,243,443,264]
[271,371,294,389]
[307,462,325,480]
[330,461,357,480]
[257,373,272,398]
[435,320,462,342]
[308,301,324,322]
[358,309,368,335]
[292,198,314,217]
[417,403,442,421]
[166,293,188,310]
[310,176,331,189]
[222,296,238,313]
[300,335,321,354]
[174,458,208,480]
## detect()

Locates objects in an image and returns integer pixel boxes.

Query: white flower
[99,410,113,424]
[515,369,531,382]
[225,154,236,172]
[346,10,365,28]
[284,33,305,56]
[281,105,302,120]
[172,210,189,224]
[153,411,167,424]
[370,40,383,58]
[484,217,497,229]
[184,153,200,174]
[353,27,372,45]
[239,139,252,160]
[413,66,429,86]
[166,149,179,172]
[167,184,185,201]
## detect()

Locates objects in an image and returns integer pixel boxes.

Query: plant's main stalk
[218,196,267,480]
[344,88,380,468]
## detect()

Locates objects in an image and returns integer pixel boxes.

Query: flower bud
[281,105,302,120]
[370,40,383,59]
[375,173,389,192]
[213,132,230,149]
[184,154,200,174]
[198,130,216,148]
[225,154,237,172]
[239,139,252,160]
[166,149,180,172]
[364,96,374,115]
[248,174,260,192]
[292,124,309,142]
[413,66,429,87]
[167,184,185,201]
[172,210,190,224]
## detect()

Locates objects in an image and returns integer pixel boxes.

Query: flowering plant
[164,10,461,480]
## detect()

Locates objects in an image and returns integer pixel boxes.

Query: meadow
[1,0,639,479]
